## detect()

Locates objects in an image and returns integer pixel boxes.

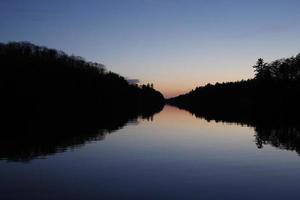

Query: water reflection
[172,106,300,155]
[0,128,108,162]
[0,106,163,162]
[255,126,300,154]
[2,105,300,200]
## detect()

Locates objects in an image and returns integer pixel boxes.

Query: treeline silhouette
[0,42,164,125]
[0,42,165,161]
[168,53,300,121]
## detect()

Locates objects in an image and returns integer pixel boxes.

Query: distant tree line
[168,52,300,122]
[0,42,164,134]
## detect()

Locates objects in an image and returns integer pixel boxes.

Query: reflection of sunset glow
[147,105,254,138]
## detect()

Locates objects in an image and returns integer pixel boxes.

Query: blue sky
[1,0,300,97]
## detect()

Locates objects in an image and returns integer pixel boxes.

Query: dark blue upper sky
[1,0,300,97]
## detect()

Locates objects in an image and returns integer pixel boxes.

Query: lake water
[1,105,300,200]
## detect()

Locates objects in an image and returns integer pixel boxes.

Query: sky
[1,0,300,98]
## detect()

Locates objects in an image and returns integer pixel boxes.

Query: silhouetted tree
[253,58,272,80]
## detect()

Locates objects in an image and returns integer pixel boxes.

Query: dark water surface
[1,105,300,200]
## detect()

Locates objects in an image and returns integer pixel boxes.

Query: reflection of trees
[0,104,163,162]
[254,126,300,155]
[0,129,108,162]
[172,105,300,156]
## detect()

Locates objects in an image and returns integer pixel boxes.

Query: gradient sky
[1,0,300,97]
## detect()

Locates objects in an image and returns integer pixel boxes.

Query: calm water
[1,105,300,200]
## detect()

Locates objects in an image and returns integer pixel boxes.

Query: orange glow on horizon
[139,64,254,98]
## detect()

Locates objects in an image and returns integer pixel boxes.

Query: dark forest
[168,53,300,124]
[0,42,165,135]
